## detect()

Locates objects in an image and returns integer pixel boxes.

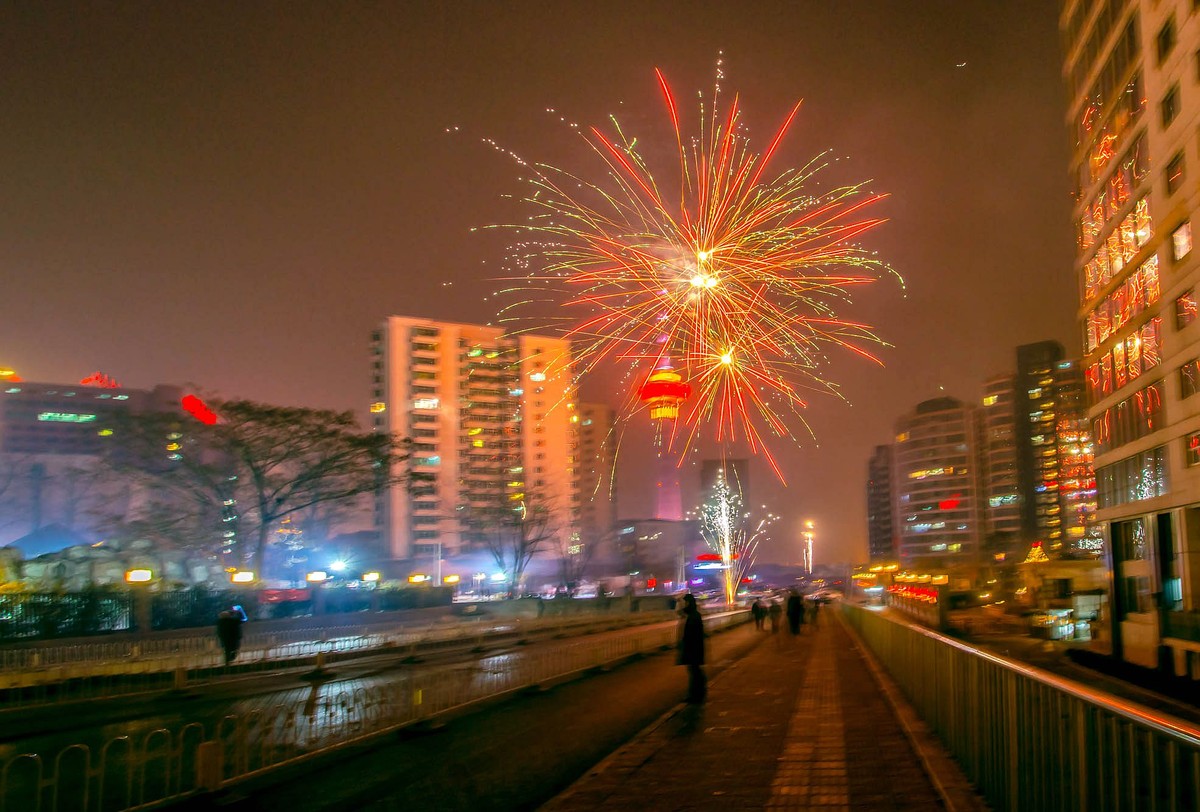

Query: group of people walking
[750,589,820,635]
[676,588,825,705]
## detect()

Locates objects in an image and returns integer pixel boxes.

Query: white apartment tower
[370,317,578,562]
[1063,0,1200,674]
[575,401,616,558]
[979,374,1023,549]
[893,397,983,570]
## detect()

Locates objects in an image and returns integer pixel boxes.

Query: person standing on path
[786,589,805,636]
[768,599,782,633]
[216,605,247,665]
[751,598,766,630]
[676,593,707,703]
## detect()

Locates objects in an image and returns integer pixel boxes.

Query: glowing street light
[306,571,328,583]
[362,572,381,583]
[231,570,255,584]
[125,568,152,583]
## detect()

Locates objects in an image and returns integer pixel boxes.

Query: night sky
[1,2,1074,565]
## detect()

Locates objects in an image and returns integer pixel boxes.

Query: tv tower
[637,356,691,521]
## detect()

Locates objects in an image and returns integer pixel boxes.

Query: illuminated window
[1178,290,1198,330]
[1186,432,1200,467]
[1182,360,1200,399]
[1167,152,1186,196]
[1173,222,1192,262]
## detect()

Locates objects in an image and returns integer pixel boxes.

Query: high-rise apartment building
[576,401,616,559]
[371,317,578,562]
[866,444,896,563]
[892,397,982,569]
[1063,1,1200,673]
[979,374,1022,557]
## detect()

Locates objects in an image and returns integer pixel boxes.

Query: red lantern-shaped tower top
[638,362,691,421]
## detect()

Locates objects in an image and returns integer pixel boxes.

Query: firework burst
[497,64,899,478]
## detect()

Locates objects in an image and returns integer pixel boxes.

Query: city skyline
[0,3,1075,563]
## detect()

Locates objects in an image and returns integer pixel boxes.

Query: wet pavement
[542,612,969,811]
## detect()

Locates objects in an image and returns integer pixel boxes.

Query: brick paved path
[542,611,954,811]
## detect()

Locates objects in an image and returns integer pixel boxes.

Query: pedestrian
[751,598,766,630]
[768,599,783,633]
[676,593,707,703]
[786,589,805,636]
[809,596,821,627]
[216,605,246,665]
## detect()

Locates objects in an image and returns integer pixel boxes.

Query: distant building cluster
[866,341,1100,577]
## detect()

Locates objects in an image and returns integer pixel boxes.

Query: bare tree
[461,492,559,598]
[107,400,409,577]
[551,526,600,596]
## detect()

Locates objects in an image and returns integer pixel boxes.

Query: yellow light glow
[697,250,709,262]
[306,571,328,583]
[0,368,15,378]
[97,428,113,436]
[408,573,431,583]
[691,274,705,287]
[370,401,387,413]
[125,568,152,583]
[166,442,181,451]
[231,571,255,583]
[362,572,380,582]
[704,276,717,288]
[720,353,733,365]
[443,574,461,584]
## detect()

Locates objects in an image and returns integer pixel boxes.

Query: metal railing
[0,611,679,709]
[843,603,1200,812]
[0,609,747,812]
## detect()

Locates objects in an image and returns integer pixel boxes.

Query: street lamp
[125,568,153,583]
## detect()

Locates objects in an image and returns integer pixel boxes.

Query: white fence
[0,612,676,708]
[0,610,748,811]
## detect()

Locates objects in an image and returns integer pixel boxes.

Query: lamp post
[125,568,153,633]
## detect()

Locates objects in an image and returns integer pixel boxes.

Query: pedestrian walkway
[542,609,984,811]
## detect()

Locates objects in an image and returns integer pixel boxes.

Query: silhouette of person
[786,589,805,636]
[677,593,707,703]
[751,598,766,630]
[216,605,246,665]
[768,599,783,633]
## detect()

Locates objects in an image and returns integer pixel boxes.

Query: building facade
[1063,0,1200,673]
[866,444,896,563]
[371,317,579,562]
[892,397,983,570]
[979,374,1022,559]
[0,378,184,548]
[576,401,616,564]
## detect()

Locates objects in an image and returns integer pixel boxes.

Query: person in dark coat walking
[768,599,783,633]
[750,598,766,630]
[677,593,706,703]
[216,605,247,665]
[786,589,805,636]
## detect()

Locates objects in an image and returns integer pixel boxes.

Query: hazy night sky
[0,2,1075,565]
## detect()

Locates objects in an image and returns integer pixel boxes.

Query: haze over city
[1,2,1075,563]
